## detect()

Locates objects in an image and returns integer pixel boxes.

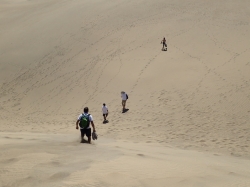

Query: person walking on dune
[121,91,128,112]
[76,107,96,143]
[161,37,167,51]
[102,103,108,122]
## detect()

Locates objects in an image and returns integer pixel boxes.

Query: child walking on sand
[102,103,108,122]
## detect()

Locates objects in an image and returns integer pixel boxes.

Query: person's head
[121,91,125,94]
[103,103,106,106]
[83,107,89,113]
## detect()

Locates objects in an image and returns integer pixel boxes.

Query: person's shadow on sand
[103,120,109,124]
[122,108,129,113]
[80,139,89,144]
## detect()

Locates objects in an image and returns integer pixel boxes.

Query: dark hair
[103,103,106,106]
[84,107,89,113]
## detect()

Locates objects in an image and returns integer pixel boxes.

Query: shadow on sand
[122,108,129,113]
[80,138,89,144]
[103,120,109,124]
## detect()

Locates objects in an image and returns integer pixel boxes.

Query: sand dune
[1,0,250,186]
[1,132,250,187]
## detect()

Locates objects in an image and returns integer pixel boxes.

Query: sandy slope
[0,0,250,186]
[1,132,250,187]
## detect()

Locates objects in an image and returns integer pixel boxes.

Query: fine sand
[1,0,250,186]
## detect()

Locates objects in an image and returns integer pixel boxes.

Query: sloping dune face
[1,0,250,158]
[2,133,250,187]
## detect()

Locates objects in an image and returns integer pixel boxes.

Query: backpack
[126,94,128,99]
[79,114,90,129]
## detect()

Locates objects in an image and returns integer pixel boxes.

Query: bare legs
[103,113,108,121]
[122,100,126,111]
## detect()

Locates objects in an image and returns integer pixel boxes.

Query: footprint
[1,158,18,164]
[49,172,70,180]
[137,154,145,157]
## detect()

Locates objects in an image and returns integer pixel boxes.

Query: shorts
[122,100,126,105]
[80,128,91,137]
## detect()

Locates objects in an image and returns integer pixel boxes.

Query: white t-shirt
[102,106,108,114]
[78,113,93,129]
[121,93,127,100]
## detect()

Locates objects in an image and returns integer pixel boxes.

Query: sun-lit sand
[1,0,250,186]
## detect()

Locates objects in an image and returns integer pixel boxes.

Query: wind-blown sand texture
[0,0,250,186]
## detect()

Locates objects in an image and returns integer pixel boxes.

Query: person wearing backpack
[76,107,96,143]
[121,91,128,112]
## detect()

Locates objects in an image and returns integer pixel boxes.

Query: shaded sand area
[1,0,250,186]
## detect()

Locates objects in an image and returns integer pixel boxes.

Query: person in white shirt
[102,103,108,122]
[76,107,96,143]
[121,91,128,111]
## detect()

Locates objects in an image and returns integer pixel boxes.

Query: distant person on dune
[161,37,167,51]
[102,103,108,122]
[121,91,128,112]
[76,107,96,143]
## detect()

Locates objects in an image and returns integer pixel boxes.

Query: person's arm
[76,119,80,129]
[91,121,96,132]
